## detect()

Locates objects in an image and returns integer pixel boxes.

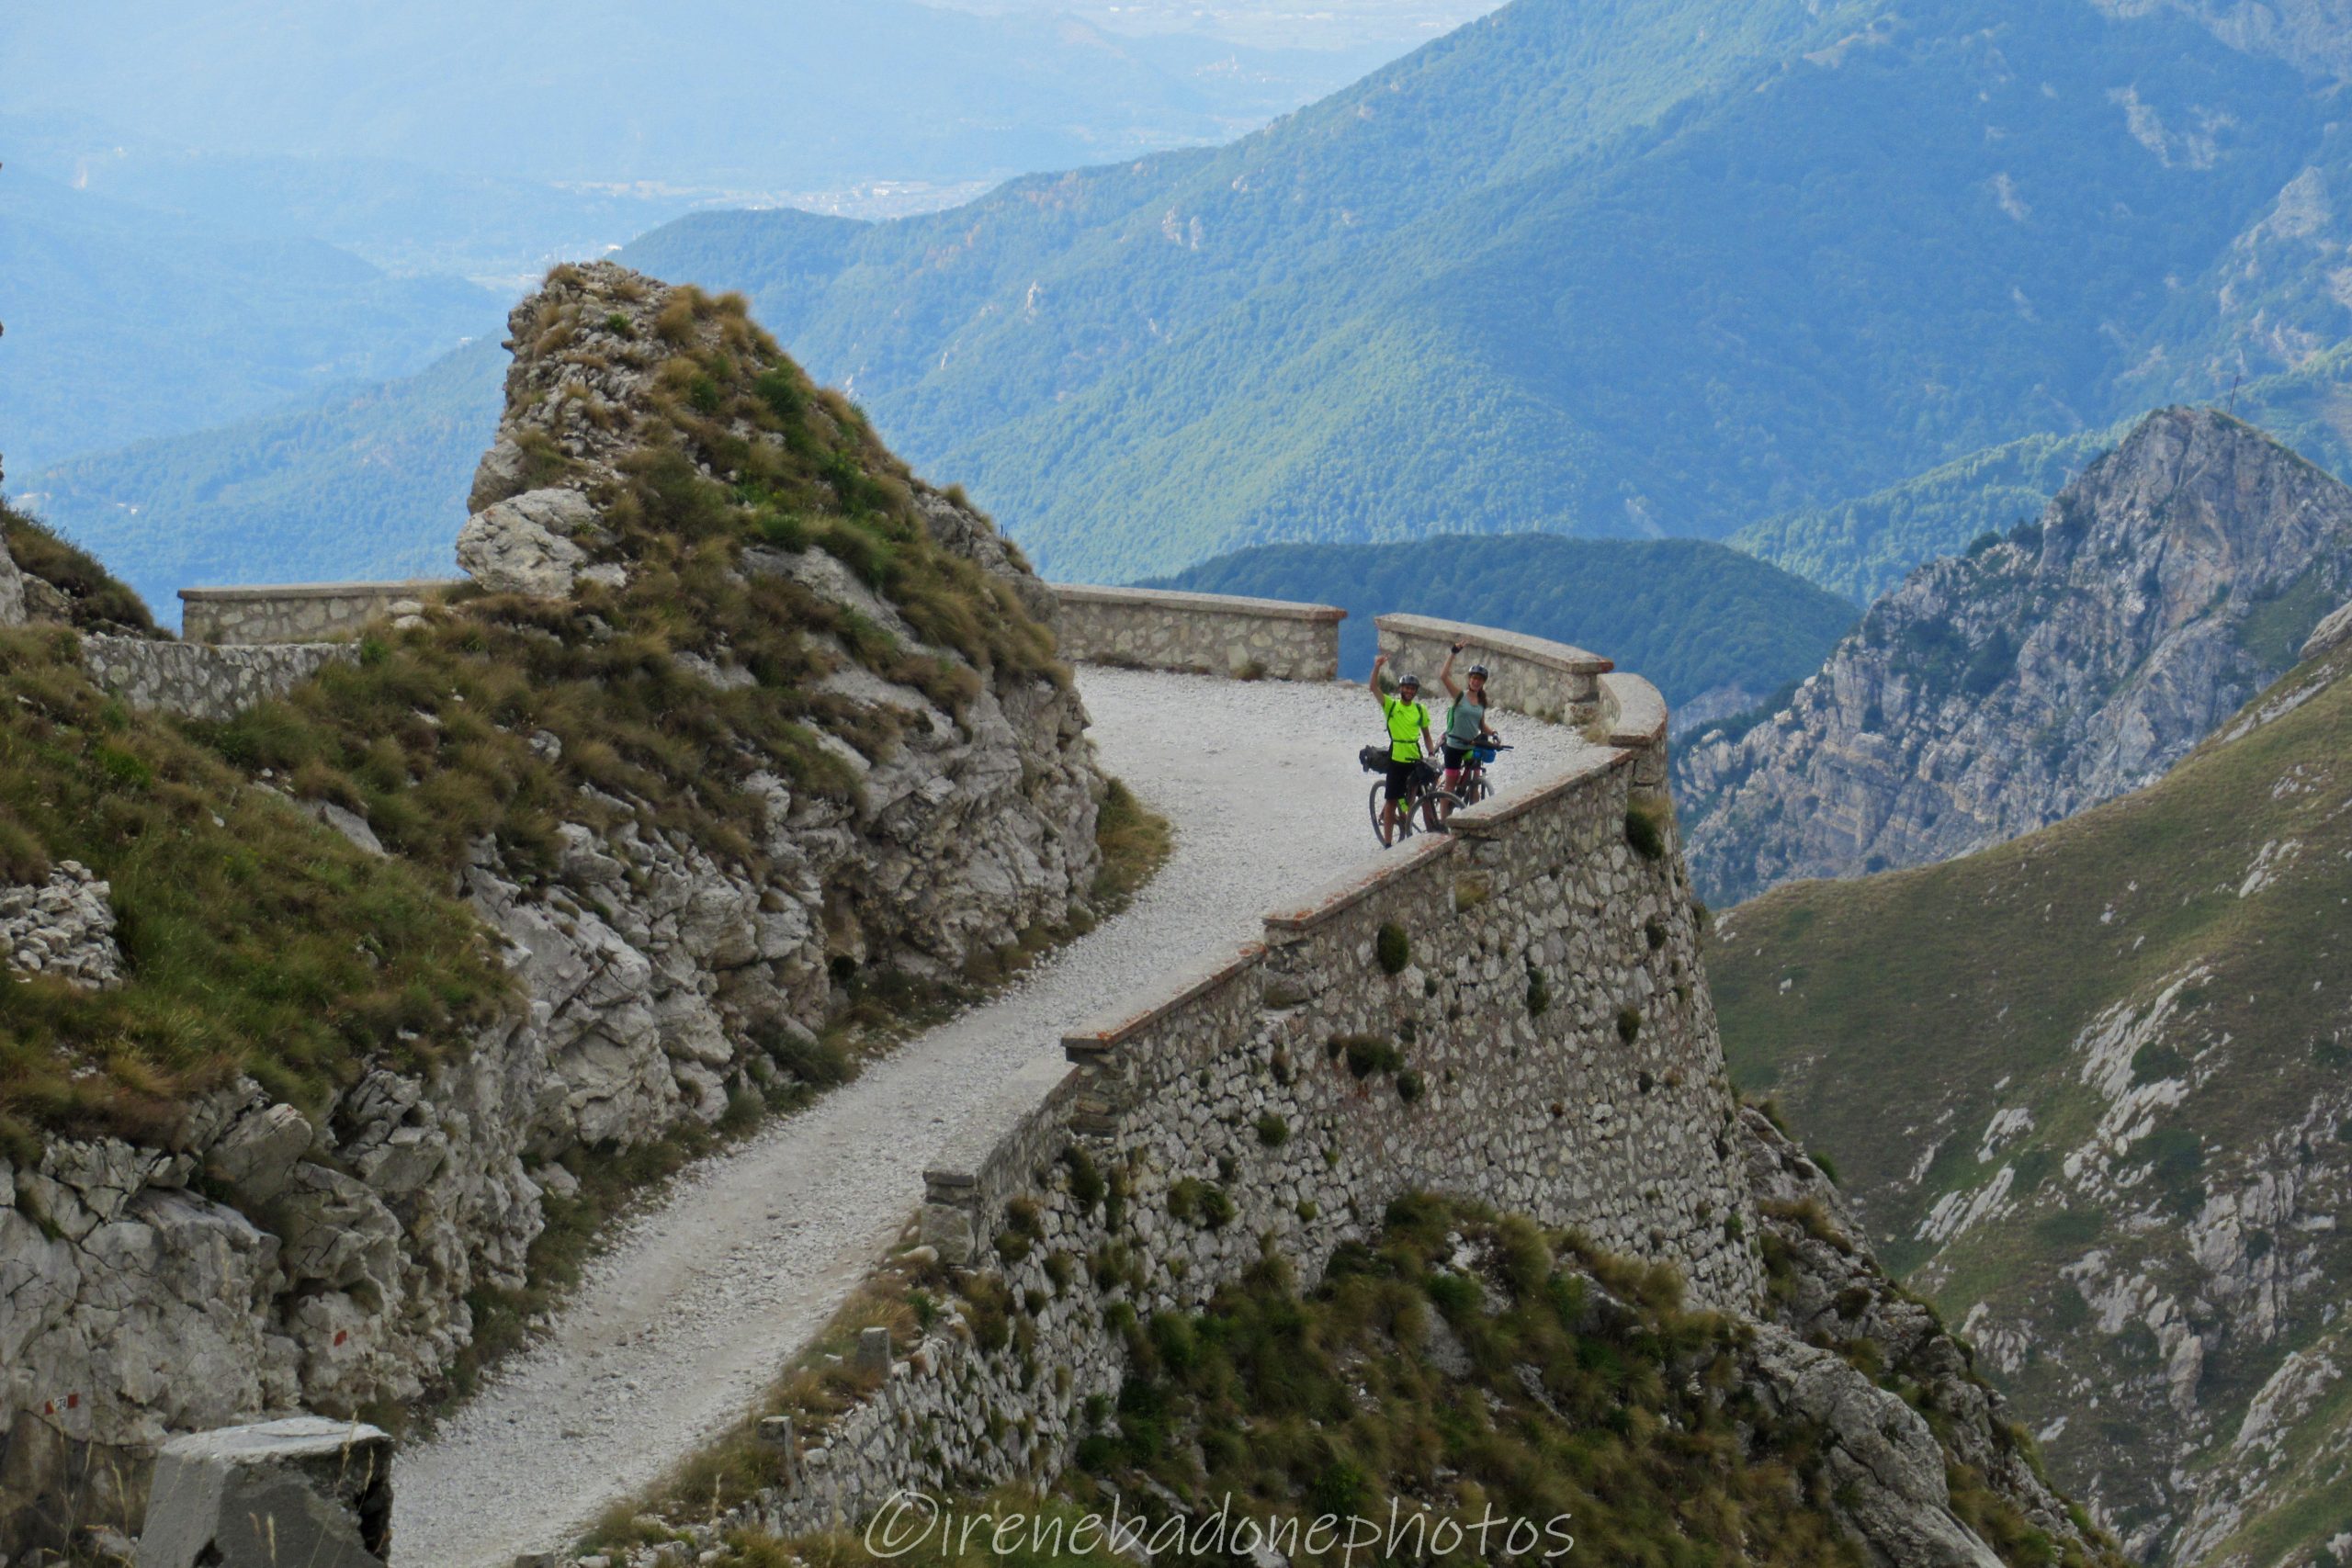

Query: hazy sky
[923,0,1503,50]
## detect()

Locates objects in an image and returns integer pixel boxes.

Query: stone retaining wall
[79,636,352,723]
[707,609,1753,1540]
[1049,584,1343,682]
[179,581,458,646]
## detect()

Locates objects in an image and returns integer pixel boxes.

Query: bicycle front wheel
[1457,775,1492,808]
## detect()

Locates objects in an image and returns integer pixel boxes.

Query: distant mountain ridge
[623,0,2347,584]
[1677,408,2352,905]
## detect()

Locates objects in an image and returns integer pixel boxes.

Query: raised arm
[1440,640,1464,698]
[1369,652,1389,705]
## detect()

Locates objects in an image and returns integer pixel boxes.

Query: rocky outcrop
[0,535,26,627]
[1679,409,2352,903]
[1,862,122,987]
[1739,1108,2108,1566]
[2304,594,2352,661]
[455,488,605,598]
[0,265,1106,1558]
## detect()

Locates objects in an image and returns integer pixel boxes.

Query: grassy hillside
[26,339,503,627]
[1709,637,2352,1561]
[0,499,509,1156]
[1146,534,1857,713]
[620,0,2335,585]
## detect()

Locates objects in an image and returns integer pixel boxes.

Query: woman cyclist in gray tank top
[1438,641,1498,805]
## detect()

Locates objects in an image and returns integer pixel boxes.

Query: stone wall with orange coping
[685,605,1758,1544]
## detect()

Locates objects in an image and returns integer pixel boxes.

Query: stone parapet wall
[1374,613,1612,728]
[707,618,1737,1540]
[79,636,352,723]
[179,581,458,646]
[1600,671,1670,805]
[1049,584,1343,682]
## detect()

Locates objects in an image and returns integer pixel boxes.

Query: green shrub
[1616,1006,1643,1043]
[1063,1145,1106,1212]
[1256,1112,1289,1147]
[1625,801,1668,861]
[1374,921,1410,975]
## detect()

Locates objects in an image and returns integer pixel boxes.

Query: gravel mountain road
[393,666,1599,1565]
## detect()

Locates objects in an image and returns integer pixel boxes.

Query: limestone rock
[457,488,602,598]
[0,533,26,626]
[2303,595,2352,662]
[137,1416,391,1568]
[1679,408,2352,903]
[301,799,386,857]
[1745,1328,2004,1568]
[1737,1108,2106,1562]
[0,861,124,988]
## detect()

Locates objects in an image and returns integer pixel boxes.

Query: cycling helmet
[1396,672,1421,689]
[1466,663,1489,678]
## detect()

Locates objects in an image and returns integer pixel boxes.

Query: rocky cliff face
[1679,408,2352,905]
[0,265,1104,1556]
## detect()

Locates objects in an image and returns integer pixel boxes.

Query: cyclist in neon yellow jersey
[1368,652,1435,846]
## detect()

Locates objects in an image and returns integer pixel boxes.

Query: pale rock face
[1745,1331,2005,1568]
[0,535,26,626]
[1679,409,2352,903]
[455,487,601,598]
[2304,596,2352,662]
[0,861,124,987]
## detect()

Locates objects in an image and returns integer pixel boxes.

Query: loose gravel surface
[393,668,1599,1565]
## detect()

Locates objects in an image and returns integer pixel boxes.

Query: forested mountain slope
[1708,609,2352,1565]
[0,168,497,474]
[23,340,503,626]
[623,0,2344,582]
[1149,534,1856,721]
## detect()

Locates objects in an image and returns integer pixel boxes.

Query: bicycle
[1446,739,1511,810]
[1361,748,1461,846]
